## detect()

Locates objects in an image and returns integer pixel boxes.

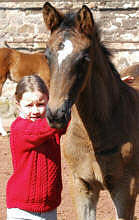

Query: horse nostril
[46,103,71,126]
[46,107,56,122]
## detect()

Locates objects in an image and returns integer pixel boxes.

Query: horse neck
[74,39,139,153]
[76,40,121,131]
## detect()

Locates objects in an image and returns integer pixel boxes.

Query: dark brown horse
[0,48,50,95]
[43,2,139,220]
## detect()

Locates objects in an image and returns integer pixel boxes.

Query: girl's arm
[10,117,64,150]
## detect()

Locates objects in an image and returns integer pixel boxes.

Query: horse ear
[75,5,94,37]
[42,2,63,32]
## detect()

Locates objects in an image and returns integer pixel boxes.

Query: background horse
[43,2,139,220]
[0,47,50,95]
[0,48,50,136]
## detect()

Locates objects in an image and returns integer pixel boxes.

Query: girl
[6,75,67,220]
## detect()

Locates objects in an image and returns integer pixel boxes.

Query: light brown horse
[43,2,139,220]
[0,48,50,136]
[0,48,50,95]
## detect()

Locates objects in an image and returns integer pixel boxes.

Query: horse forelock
[59,12,76,31]
[59,11,97,39]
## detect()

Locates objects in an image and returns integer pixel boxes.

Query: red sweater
[6,117,66,212]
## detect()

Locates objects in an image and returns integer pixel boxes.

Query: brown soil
[0,131,139,220]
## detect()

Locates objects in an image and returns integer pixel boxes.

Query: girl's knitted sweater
[6,117,66,212]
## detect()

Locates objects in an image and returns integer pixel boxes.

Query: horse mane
[100,43,121,81]
[86,23,138,123]
[91,24,121,81]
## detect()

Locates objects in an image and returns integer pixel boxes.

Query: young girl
[6,75,67,220]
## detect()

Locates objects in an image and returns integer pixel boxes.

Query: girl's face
[17,91,48,121]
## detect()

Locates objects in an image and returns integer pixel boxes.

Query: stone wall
[0,1,139,118]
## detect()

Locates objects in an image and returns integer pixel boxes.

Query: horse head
[43,2,95,128]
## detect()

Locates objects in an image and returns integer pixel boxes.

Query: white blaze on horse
[58,40,73,66]
[43,2,139,220]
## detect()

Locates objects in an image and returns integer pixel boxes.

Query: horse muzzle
[46,100,71,129]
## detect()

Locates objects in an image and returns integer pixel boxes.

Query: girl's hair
[15,75,49,102]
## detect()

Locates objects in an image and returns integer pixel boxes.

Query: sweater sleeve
[10,117,65,150]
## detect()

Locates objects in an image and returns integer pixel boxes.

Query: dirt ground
[0,129,139,220]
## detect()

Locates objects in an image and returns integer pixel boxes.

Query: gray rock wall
[0,1,139,118]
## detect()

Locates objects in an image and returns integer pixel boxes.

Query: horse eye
[82,53,90,63]
[59,42,64,50]
[84,55,91,62]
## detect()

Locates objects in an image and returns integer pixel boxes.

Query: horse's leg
[0,80,4,95]
[109,174,137,220]
[0,71,7,95]
[69,173,100,220]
